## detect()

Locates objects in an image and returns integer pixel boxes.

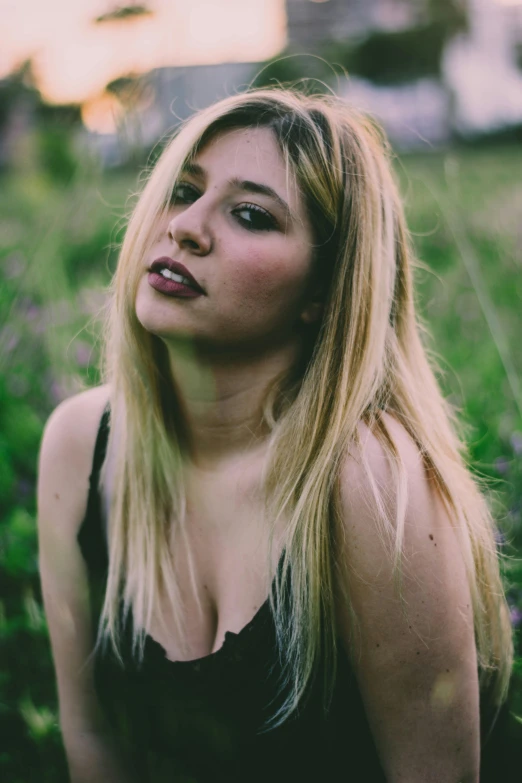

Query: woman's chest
[146,455,283,662]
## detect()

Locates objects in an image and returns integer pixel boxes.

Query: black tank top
[79,405,516,782]
[77,404,387,782]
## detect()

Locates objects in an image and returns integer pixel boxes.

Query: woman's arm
[37,387,135,783]
[337,413,480,783]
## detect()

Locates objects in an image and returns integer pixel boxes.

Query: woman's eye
[234,204,277,232]
[168,188,276,231]
[170,183,199,205]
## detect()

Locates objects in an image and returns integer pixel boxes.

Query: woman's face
[135,126,320,355]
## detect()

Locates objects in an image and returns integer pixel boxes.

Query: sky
[0,0,286,104]
[1,0,520,107]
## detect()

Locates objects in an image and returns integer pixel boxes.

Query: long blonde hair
[98,87,513,728]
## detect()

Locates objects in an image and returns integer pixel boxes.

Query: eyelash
[169,182,278,232]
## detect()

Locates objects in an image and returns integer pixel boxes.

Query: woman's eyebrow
[181,162,293,220]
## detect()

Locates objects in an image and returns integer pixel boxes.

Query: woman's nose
[167,204,212,256]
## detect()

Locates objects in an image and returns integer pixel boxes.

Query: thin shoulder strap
[89,402,111,487]
[77,401,111,571]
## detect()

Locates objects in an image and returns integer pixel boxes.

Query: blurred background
[1,0,522,780]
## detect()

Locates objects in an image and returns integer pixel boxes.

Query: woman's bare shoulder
[47,383,111,420]
[341,411,424,496]
[42,384,110,454]
[37,384,111,539]
[336,414,479,780]
[338,410,450,571]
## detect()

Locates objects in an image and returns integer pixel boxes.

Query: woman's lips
[148,271,204,298]
[149,256,204,293]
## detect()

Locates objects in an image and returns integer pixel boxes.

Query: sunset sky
[1,0,521,107]
[0,0,287,104]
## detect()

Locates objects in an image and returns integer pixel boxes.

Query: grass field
[1,143,521,780]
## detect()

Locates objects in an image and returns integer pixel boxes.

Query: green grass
[1,142,521,780]
[398,147,522,474]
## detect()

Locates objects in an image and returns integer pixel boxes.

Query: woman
[37,88,513,782]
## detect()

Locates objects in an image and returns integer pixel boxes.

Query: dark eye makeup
[169,182,278,232]
[170,182,200,205]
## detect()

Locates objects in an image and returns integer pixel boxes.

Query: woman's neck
[165,337,300,470]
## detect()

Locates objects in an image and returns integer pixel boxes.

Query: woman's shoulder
[40,384,111,478]
[341,411,425,501]
[37,384,111,539]
[336,413,480,781]
[337,408,461,598]
[44,382,110,436]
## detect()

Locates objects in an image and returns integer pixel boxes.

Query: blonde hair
[98,87,513,728]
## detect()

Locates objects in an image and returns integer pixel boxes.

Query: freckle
[416,651,420,655]
[54,493,60,500]
[434,543,437,546]
[429,534,434,540]
[446,669,450,673]
[376,643,380,648]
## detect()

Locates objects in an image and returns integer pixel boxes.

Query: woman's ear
[300,298,324,325]
[300,265,327,325]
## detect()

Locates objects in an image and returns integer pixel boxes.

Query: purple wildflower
[509,606,522,628]
[494,456,510,475]
[75,341,91,368]
[510,432,522,456]
[495,529,507,547]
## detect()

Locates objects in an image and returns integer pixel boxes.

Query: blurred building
[84,61,260,166]
[148,62,258,130]
[286,0,420,44]
[340,77,451,148]
[442,0,522,135]
[85,0,522,162]
[298,0,522,146]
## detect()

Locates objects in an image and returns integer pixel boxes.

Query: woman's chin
[135,296,191,336]
[139,319,197,344]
